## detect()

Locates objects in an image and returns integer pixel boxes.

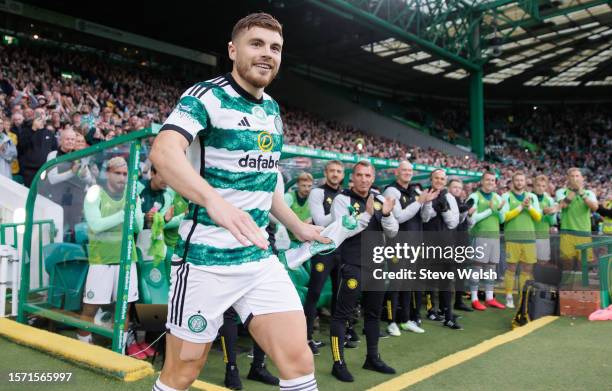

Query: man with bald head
[382,161,436,335]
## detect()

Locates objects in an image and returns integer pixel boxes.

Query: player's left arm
[441,193,459,229]
[580,190,599,212]
[271,175,329,243]
[527,192,542,222]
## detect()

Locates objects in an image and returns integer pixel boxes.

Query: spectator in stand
[17,111,57,186]
[0,116,18,178]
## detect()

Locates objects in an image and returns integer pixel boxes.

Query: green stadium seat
[43,243,89,312]
[135,247,169,305]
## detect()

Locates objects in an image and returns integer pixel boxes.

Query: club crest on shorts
[86,290,95,299]
[315,262,325,272]
[347,278,358,289]
[188,314,207,333]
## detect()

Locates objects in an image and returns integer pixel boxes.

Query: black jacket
[17,126,58,171]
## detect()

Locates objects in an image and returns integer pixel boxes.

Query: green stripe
[177,95,208,128]
[176,240,273,266]
[204,127,282,152]
[559,229,592,237]
[213,88,279,116]
[205,167,277,192]
[186,207,269,227]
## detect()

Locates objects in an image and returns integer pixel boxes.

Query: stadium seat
[43,243,89,312]
[135,247,169,305]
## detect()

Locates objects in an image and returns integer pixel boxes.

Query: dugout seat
[43,242,89,312]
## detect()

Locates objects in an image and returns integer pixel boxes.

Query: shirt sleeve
[421,201,436,223]
[284,192,294,208]
[160,86,209,144]
[469,192,494,225]
[83,186,124,234]
[308,188,332,227]
[377,194,399,238]
[383,187,421,224]
[442,193,459,229]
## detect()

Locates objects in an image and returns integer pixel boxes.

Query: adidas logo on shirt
[237,117,251,127]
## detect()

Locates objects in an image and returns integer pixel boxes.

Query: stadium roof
[14,0,612,101]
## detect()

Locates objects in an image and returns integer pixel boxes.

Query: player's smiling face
[230,26,283,90]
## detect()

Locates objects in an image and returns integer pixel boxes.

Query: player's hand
[566,191,575,202]
[382,197,395,216]
[427,189,441,203]
[522,197,531,207]
[468,207,476,216]
[366,194,374,215]
[205,196,268,249]
[164,206,174,222]
[145,210,155,223]
[292,222,331,244]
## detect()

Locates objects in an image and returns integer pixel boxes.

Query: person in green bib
[533,175,558,266]
[77,157,144,352]
[500,172,542,308]
[284,172,314,246]
[555,168,599,271]
[467,171,506,310]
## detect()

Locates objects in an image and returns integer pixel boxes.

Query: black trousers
[304,252,341,340]
[330,264,384,362]
[220,307,265,366]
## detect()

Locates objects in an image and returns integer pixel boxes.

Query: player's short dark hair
[232,13,283,41]
[448,178,462,187]
[325,160,344,170]
[481,170,497,181]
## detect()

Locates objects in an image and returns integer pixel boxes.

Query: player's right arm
[150,91,268,250]
[308,187,333,227]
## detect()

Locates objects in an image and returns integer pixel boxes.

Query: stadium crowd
[1,43,610,202]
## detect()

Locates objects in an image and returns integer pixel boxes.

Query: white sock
[506,293,513,300]
[471,290,478,302]
[77,333,92,344]
[280,373,317,390]
[153,377,185,391]
[485,291,494,301]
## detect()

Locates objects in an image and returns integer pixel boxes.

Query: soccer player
[467,171,506,310]
[78,157,143,351]
[501,172,542,308]
[533,175,558,265]
[329,161,398,382]
[382,160,431,335]
[150,13,327,391]
[285,172,314,246]
[304,160,344,354]
[555,168,598,273]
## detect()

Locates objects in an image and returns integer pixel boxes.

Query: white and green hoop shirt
[161,73,283,267]
[160,74,302,343]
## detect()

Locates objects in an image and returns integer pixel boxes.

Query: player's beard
[235,56,278,89]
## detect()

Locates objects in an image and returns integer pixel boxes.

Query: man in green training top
[555,168,598,272]
[467,171,506,310]
[150,13,328,391]
[533,175,558,266]
[77,157,144,349]
[500,172,542,308]
[285,172,314,246]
